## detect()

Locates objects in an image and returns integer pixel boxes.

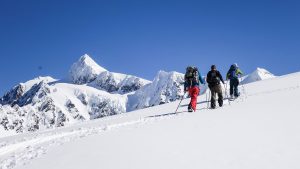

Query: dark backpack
[185,66,199,86]
[210,71,220,85]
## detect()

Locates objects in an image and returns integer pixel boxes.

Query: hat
[211,65,216,70]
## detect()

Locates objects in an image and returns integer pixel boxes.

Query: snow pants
[188,86,200,111]
[209,84,223,108]
[230,78,239,97]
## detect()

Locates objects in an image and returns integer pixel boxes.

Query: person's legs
[234,79,240,97]
[188,88,193,111]
[189,87,199,111]
[216,84,223,107]
[230,80,234,96]
[210,86,217,109]
[187,103,192,111]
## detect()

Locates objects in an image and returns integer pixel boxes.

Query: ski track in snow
[0,83,299,169]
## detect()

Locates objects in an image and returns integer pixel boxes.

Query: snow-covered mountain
[69,54,150,94]
[0,67,186,133]
[69,54,107,84]
[127,71,185,111]
[241,67,276,84]
[0,54,151,134]
[0,76,56,106]
[89,71,150,94]
[0,76,127,133]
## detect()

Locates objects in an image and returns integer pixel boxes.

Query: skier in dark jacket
[226,63,243,98]
[206,65,225,109]
[184,66,205,112]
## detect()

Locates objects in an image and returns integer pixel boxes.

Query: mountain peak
[241,67,276,84]
[255,67,268,72]
[69,54,107,84]
[81,53,90,60]
[78,54,107,72]
[253,67,275,78]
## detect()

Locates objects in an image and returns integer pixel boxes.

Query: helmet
[233,63,238,68]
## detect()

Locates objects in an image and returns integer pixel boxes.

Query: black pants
[230,78,239,97]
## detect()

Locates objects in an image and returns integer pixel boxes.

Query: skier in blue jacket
[226,63,243,98]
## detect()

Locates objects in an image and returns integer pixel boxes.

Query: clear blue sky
[1,0,300,95]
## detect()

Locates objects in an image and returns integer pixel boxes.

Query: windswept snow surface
[0,72,300,169]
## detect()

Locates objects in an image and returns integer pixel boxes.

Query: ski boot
[188,104,193,112]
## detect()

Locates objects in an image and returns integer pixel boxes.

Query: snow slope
[0,71,299,169]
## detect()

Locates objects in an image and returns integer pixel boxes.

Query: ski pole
[225,81,231,105]
[224,82,227,98]
[206,92,208,107]
[239,77,243,93]
[207,88,211,109]
[224,82,227,100]
[174,92,186,114]
[240,77,246,97]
